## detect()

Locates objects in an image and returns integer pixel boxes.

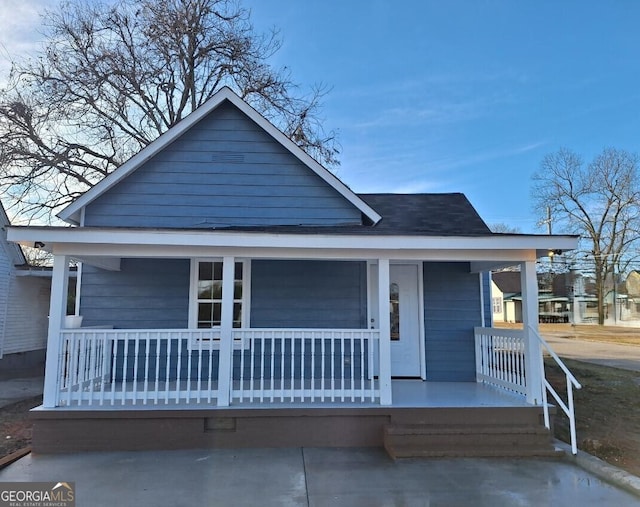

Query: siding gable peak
[58,87,381,227]
[0,202,26,266]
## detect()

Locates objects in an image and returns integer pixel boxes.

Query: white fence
[56,328,379,407]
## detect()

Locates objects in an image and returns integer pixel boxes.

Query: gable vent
[211,151,245,163]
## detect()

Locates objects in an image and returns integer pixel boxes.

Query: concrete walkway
[542,335,640,372]
[1,447,638,506]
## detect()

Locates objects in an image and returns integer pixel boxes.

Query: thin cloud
[425,141,547,173]
[0,0,50,81]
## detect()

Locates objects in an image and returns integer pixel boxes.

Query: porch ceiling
[7,226,578,269]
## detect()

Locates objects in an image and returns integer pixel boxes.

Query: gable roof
[492,271,522,294]
[58,87,382,226]
[0,201,26,265]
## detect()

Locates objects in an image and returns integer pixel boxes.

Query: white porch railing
[474,326,582,455]
[474,327,527,396]
[58,329,222,407]
[231,329,379,403]
[56,328,379,407]
[530,325,582,455]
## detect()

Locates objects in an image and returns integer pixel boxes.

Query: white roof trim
[58,87,381,225]
[8,226,579,261]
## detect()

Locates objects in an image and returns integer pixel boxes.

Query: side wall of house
[83,101,361,229]
[0,237,12,357]
[423,262,482,382]
[251,260,367,328]
[3,277,50,355]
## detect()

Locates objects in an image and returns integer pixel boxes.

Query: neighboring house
[8,87,579,456]
[491,271,522,323]
[0,202,53,371]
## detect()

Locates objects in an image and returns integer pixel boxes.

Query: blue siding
[80,258,190,328]
[83,101,361,228]
[423,262,482,382]
[482,272,492,326]
[250,260,367,328]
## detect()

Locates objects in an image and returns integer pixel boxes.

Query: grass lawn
[545,357,640,477]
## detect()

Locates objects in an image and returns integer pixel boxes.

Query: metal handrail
[529,325,582,454]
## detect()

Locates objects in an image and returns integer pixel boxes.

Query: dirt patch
[0,396,41,459]
[545,358,640,476]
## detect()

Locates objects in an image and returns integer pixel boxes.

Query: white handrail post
[378,258,392,405]
[217,256,235,406]
[540,354,550,429]
[474,332,481,382]
[521,261,543,405]
[43,254,70,408]
[567,378,577,454]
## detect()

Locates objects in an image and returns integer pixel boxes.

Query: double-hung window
[190,260,249,330]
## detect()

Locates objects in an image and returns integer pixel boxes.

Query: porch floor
[39,380,529,411]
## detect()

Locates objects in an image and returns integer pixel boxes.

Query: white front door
[389,264,422,377]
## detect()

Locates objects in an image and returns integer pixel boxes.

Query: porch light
[548,249,562,258]
[34,241,45,249]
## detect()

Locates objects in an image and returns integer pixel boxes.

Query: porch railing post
[217,256,235,406]
[377,258,392,405]
[43,254,70,408]
[521,260,543,404]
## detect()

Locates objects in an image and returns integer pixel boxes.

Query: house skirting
[29,406,557,457]
[0,349,45,375]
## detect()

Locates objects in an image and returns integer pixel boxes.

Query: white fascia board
[66,246,538,264]
[7,226,579,259]
[58,87,381,225]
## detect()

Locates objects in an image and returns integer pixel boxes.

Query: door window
[390,282,400,341]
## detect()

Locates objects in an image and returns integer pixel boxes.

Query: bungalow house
[8,87,580,457]
[0,202,52,371]
[490,271,522,323]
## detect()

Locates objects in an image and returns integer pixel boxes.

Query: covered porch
[8,226,580,454]
[7,226,578,411]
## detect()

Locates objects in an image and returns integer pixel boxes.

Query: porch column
[521,261,544,404]
[217,256,235,407]
[377,258,392,405]
[43,255,70,408]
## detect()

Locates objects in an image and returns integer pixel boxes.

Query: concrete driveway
[542,335,640,372]
[1,447,638,506]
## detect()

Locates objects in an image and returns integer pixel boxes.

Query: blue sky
[2,1,640,232]
[246,1,640,232]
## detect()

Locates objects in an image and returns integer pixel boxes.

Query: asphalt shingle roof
[491,271,522,294]
[359,193,491,235]
[217,193,492,236]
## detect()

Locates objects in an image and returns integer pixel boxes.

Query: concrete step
[384,422,559,459]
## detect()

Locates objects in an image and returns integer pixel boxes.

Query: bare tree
[531,147,640,324]
[489,223,522,234]
[0,0,339,222]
